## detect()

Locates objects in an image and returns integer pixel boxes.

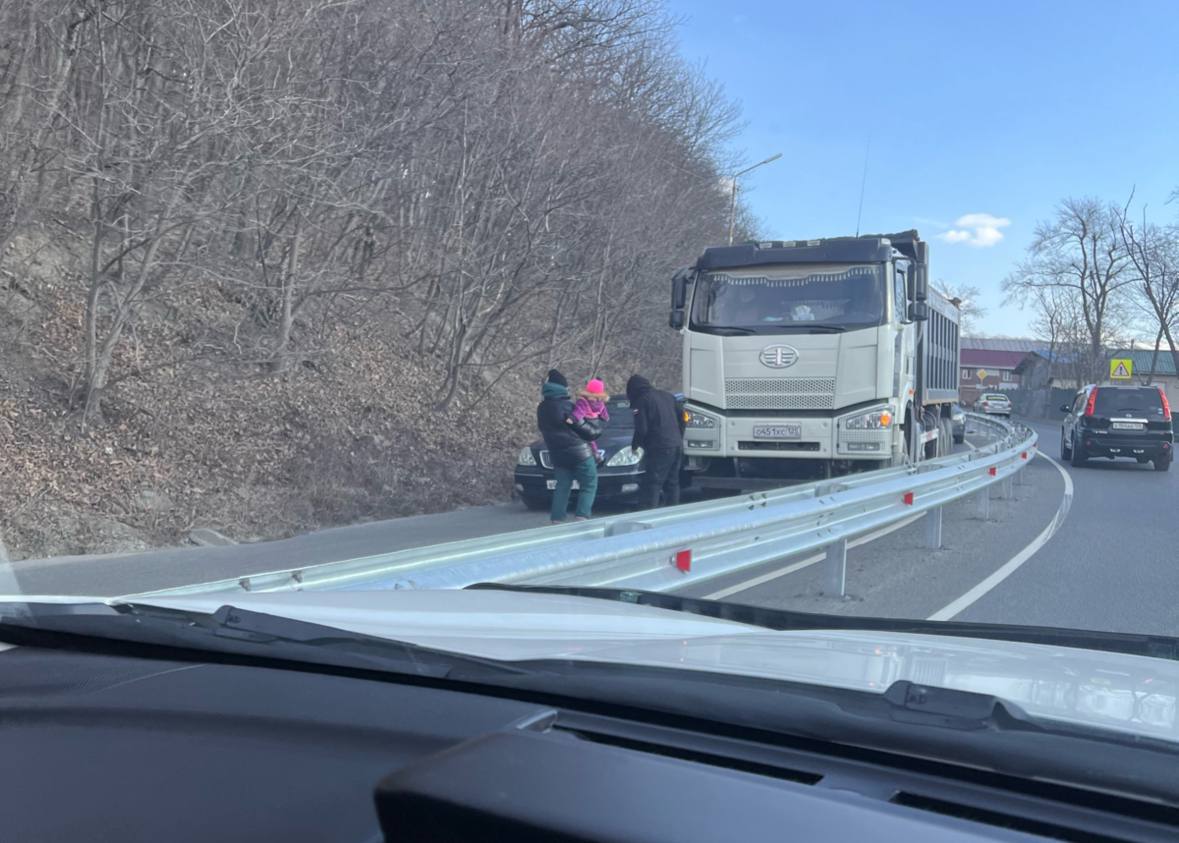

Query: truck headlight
[844,408,893,430]
[606,446,644,467]
[517,447,537,466]
[685,410,717,429]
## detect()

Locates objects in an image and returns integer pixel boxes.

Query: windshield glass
[6,0,1179,774]
[690,265,886,333]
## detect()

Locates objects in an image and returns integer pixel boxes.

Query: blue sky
[670,0,1179,336]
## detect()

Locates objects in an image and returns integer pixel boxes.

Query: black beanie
[546,368,568,387]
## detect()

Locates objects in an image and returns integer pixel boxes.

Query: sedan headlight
[606,446,644,467]
[685,410,717,429]
[843,408,893,430]
[517,447,537,466]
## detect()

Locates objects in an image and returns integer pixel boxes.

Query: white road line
[926,450,1073,621]
[703,513,926,600]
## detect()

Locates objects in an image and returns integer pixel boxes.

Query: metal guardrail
[129,414,1037,599]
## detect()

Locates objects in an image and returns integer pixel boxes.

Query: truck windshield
[690,264,886,334]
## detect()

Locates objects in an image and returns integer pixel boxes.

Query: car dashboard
[1,643,1178,842]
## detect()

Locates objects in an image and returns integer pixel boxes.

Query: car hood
[530,430,633,451]
[128,589,1179,743]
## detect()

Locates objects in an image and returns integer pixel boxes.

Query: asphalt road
[0,500,553,596]
[0,487,715,597]
[0,432,982,598]
[7,415,1174,646]
[699,416,1178,638]
[952,418,1178,636]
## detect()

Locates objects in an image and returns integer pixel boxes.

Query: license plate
[1112,421,1144,430]
[752,424,802,440]
[545,480,579,490]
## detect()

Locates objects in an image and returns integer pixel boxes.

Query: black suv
[1060,384,1173,471]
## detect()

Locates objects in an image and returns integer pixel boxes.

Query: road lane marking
[926,450,1073,621]
[703,514,925,600]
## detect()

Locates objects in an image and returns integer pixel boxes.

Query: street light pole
[727,152,782,245]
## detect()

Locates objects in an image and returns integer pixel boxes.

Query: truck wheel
[922,411,939,460]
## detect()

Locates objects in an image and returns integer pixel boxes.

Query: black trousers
[640,446,682,509]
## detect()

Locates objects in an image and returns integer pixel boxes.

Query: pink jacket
[571,397,609,423]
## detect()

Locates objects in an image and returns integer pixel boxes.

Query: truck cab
[670,232,959,485]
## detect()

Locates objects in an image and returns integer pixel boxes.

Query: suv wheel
[1060,431,1072,460]
[1070,433,1087,467]
[1154,454,1172,472]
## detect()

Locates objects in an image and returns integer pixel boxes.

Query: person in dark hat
[536,369,601,523]
[626,374,685,509]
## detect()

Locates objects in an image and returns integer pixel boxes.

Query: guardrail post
[925,505,943,549]
[976,488,990,521]
[1002,476,1014,499]
[824,538,848,597]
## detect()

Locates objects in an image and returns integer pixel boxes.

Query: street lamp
[727,152,782,245]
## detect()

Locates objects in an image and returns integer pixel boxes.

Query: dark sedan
[513,398,645,510]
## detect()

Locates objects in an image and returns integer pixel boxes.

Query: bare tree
[0,0,742,424]
[1003,197,1132,382]
[1114,196,1179,378]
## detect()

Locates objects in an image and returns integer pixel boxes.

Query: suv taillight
[1160,387,1171,422]
[1084,388,1098,417]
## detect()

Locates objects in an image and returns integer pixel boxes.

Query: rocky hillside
[0,0,745,560]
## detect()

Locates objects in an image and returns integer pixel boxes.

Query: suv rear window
[983,394,1008,401]
[1093,387,1164,417]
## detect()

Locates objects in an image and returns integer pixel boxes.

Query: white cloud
[937,213,1011,248]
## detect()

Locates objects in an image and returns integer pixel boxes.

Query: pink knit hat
[585,378,607,396]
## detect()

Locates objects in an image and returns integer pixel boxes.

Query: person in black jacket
[537,369,602,523]
[626,374,685,509]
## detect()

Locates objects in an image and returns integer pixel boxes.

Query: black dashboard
[1,643,1177,842]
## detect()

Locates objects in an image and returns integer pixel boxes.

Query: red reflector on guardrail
[674,549,691,572]
[1021,451,1028,460]
[902,492,914,505]
[988,466,997,476]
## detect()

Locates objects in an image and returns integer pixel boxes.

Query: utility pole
[727,153,782,245]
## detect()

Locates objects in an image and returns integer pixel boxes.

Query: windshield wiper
[698,326,756,335]
[466,583,1179,661]
[0,601,528,680]
[791,323,848,333]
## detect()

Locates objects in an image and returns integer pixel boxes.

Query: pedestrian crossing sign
[1110,358,1133,380]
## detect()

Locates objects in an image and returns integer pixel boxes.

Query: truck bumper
[683,404,894,462]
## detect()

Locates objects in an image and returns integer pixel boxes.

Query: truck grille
[725,377,836,410]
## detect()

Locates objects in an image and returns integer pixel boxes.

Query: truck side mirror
[669,268,691,330]
[671,269,690,309]
[913,240,929,301]
[914,261,929,302]
[908,301,929,322]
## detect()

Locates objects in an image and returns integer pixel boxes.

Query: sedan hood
[127,589,1179,743]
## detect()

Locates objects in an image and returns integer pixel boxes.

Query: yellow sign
[975,368,989,381]
[1110,358,1133,380]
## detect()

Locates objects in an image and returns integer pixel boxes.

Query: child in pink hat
[572,378,611,462]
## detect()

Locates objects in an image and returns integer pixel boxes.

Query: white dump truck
[669,231,960,487]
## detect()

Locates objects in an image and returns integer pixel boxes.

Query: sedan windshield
[690,264,885,334]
